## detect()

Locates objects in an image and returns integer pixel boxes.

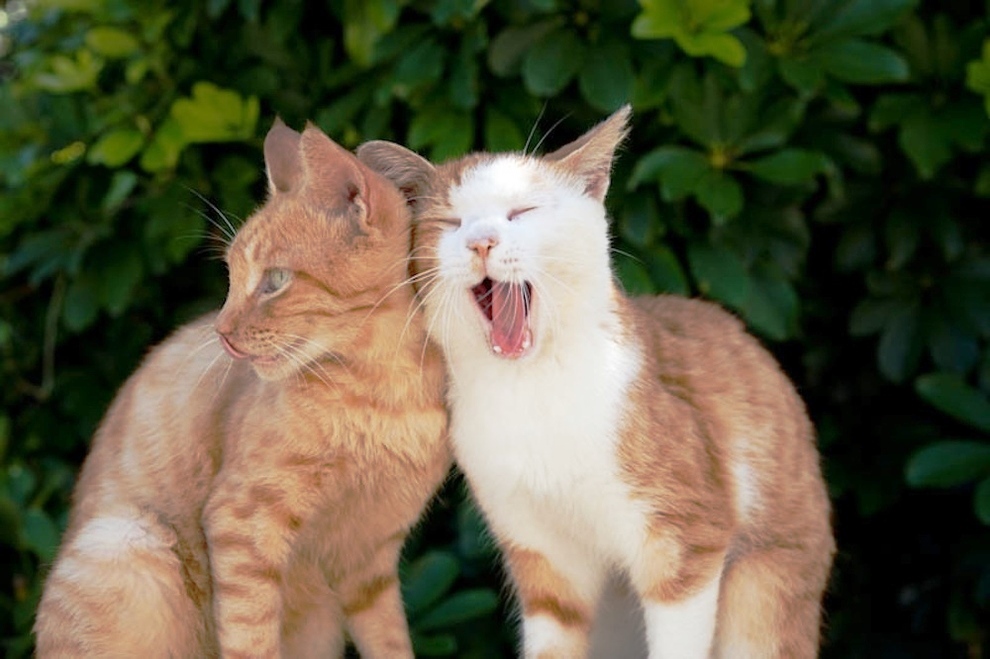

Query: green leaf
[412,632,458,656]
[63,276,100,332]
[975,477,990,524]
[343,0,401,67]
[578,41,633,112]
[488,21,560,77]
[679,30,748,67]
[140,117,186,172]
[878,303,923,383]
[448,40,480,110]
[746,148,828,185]
[777,55,824,94]
[618,193,658,248]
[33,49,103,93]
[615,254,656,295]
[85,26,140,59]
[812,0,919,42]
[915,373,990,433]
[631,146,711,203]
[521,28,585,96]
[170,82,260,143]
[392,38,445,96]
[483,108,525,152]
[644,246,690,296]
[849,297,900,336]
[632,0,749,66]
[898,109,952,179]
[87,128,144,167]
[694,168,743,222]
[22,508,60,562]
[906,441,990,488]
[868,93,925,132]
[742,271,799,341]
[816,38,910,84]
[687,242,750,309]
[98,248,143,316]
[628,146,705,191]
[413,589,499,631]
[102,170,139,213]
[402,551,460,616]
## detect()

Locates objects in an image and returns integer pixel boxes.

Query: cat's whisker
[185,187,241,244]
[530,111,571,157]
[609,246,644,264]
[392,270,443,364]
[279,333,348,380]
[278,340,338,392]
[191,341,229,394]
[523,102,549,157]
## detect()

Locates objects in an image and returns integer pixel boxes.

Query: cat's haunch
[34,120,451,658]
[360,106,835,659]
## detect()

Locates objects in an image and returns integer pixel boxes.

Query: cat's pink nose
[468,235,499,259]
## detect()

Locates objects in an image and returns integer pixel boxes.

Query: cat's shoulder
[627,294,746,339]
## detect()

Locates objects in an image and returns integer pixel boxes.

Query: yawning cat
[34,120,451,658]
[358,106,835,658]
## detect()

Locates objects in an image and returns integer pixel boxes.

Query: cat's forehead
[447,156,554,209]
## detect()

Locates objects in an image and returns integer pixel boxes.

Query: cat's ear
[545,105,631,202]
[264,117,304,195]
[298,123,378,234]
[356,141,435,209]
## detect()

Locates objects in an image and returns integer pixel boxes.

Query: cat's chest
[449,338,648,557]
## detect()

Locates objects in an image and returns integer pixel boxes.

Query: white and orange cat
[359,106,835,658]
[33,120,450,658]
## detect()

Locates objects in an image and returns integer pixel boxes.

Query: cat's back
[625,294,829,534]
[629,294,795,405]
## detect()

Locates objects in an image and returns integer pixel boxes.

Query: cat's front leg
[336,532,414,659]
[631,532,727,659]
[204,478,321,658]
[503,544,606,659]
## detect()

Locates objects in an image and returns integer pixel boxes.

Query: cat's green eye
[260,267,292,295]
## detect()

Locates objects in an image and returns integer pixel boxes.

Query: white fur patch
[731,459,759,520]
[522,614,571,659]
[642,575,721,659]
[72,515,166,559]
[434,155,661,656]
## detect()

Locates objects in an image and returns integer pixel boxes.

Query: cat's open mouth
[471,277,533,358]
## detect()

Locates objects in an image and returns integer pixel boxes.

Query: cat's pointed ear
[545,105,631,202]
[264,117,304,195]
[298,123,377,234]
[356,141,436,209]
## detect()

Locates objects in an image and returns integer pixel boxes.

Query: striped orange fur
[33,120,451,658]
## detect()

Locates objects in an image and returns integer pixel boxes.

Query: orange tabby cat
[359,107,835,658]
[33,119,450,658]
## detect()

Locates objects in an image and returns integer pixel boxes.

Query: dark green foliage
[1,0,989,656]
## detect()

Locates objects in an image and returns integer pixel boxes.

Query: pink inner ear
[264,118,303,193]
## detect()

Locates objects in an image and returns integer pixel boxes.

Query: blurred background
[1,0,989,656]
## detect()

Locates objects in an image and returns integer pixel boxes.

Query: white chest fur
[448,321,649,573]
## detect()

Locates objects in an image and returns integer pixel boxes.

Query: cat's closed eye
[508,207,536,221]
[260,267,292,295]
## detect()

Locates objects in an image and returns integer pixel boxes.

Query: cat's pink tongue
[489,281,531,358]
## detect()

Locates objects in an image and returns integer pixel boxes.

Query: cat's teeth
[522,334,531,350]
[492,344,503,354]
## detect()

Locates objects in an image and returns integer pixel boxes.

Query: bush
[1,0,988,656]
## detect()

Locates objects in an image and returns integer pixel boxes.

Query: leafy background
[2,0,989,656]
